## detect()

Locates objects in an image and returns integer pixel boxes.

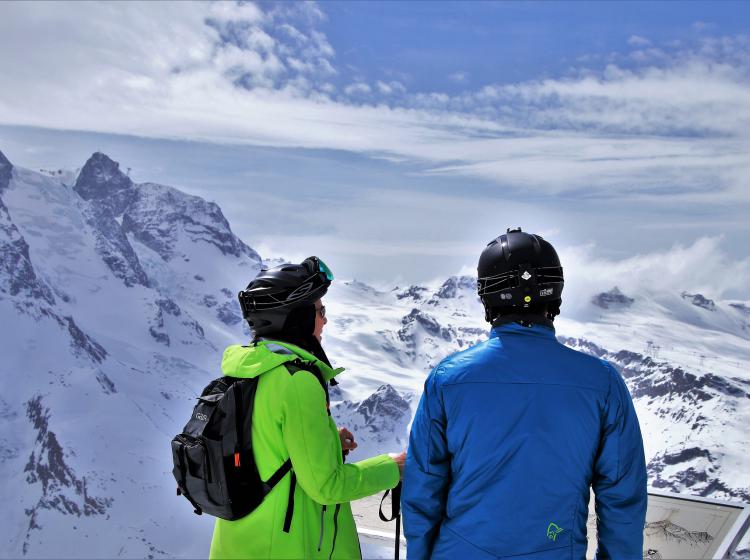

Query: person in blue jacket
[403,228,648,560]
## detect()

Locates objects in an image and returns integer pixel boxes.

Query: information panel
[585,491,750,559]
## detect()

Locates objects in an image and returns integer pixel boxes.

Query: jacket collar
[220,339,345,382]
[489,320,557,341]
[259,339,345,382]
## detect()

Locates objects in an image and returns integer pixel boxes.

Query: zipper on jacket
[317,505,326,551]
[328,503,341,560]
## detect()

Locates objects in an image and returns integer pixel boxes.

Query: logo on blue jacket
[546,522,564,541]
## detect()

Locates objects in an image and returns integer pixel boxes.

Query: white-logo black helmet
[238,256,333,336]
[477,228,564,322]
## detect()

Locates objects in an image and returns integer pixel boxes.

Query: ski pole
[379,481,402,560]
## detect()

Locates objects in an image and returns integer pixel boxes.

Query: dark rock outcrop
[122,183,260,263]
[82,202,150,287]
[0,198,56,305]
[396,285,428,301]
[356,384,411,426]
[399,308,452,342]
[217,299,243,326]
[681,292,716,311]
[73,153,149,287]
[434,275,476,300]
[23,396,112,553]
[73,152,135,215]
[0,149,12,194]
[149,297,206,346]
[592,286,634,309]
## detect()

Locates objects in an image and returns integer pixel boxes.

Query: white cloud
[692,21,717,33]
[209,1,264,23]
[628,35,651,47]
[559,236,750,319]
[0,2,749,206]
[448,71,469,83]
[376,80,405,95]
[279,23,307,43]
[344,82,372,96]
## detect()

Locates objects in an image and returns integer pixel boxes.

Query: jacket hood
[221,339,344,381]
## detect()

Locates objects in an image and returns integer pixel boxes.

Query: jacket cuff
[356,453,401,491]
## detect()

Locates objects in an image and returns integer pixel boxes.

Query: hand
[338,427,358,452]
[388,451,407,480]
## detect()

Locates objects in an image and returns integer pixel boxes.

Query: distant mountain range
[1,150,748,557]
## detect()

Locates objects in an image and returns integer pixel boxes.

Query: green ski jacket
[209,340,400,559]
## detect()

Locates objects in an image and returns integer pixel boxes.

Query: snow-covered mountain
[1,150,748,558]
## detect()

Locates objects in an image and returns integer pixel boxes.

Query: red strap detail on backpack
[234,452,241,468]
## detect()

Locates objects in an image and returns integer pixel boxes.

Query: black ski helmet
[477,227,563,322]
[239,256,333,336]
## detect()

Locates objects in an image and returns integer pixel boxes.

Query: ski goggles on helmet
[303,256,334,282]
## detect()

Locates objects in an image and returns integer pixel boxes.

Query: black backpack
[170,350,330,526]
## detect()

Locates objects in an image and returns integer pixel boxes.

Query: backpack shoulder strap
[200,376,234,397]
[284,358,331,415]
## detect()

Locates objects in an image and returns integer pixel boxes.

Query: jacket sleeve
[281,370,400,505]
[402,367,450,560]
[593,363,648,559]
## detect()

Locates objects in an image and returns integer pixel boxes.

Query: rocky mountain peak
[355,384,410,423]
[681,292,716,311]
[0,149,12,193]
[73,152,133,202]
[396,285,428,300]
[435,275,476,299]
[592,286,635,309]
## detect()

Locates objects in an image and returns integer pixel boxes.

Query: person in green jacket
[209,256,406,559]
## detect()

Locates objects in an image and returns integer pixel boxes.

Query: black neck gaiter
[260,304,333,367]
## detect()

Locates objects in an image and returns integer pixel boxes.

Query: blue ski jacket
[403,322,647,560]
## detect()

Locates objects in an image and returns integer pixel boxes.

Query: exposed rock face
[332,384,412,457]
[0,153,56,306]
[69,152,261,291]
[42,310,108,364]
[23,396,112,554]
[0,200,56,305]
[148,297,206,347]
[73,152,134,213]
[122,183,260,263]
[356,384,411,426]
[72,153,149,287]
[0,150,12,194]
[399,308,452,343]
[81,202,150,288]
[681,292,716,311]
[592,286,635,309]
[396,285,428,301]
[434,275,476,300]
[217,299,243,326]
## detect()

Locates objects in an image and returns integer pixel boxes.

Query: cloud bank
[0,1,749,203]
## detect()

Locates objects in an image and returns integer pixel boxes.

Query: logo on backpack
[194,412,208,422]
[546,522,564,541]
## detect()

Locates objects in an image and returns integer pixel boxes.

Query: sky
[0,1,749,293]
